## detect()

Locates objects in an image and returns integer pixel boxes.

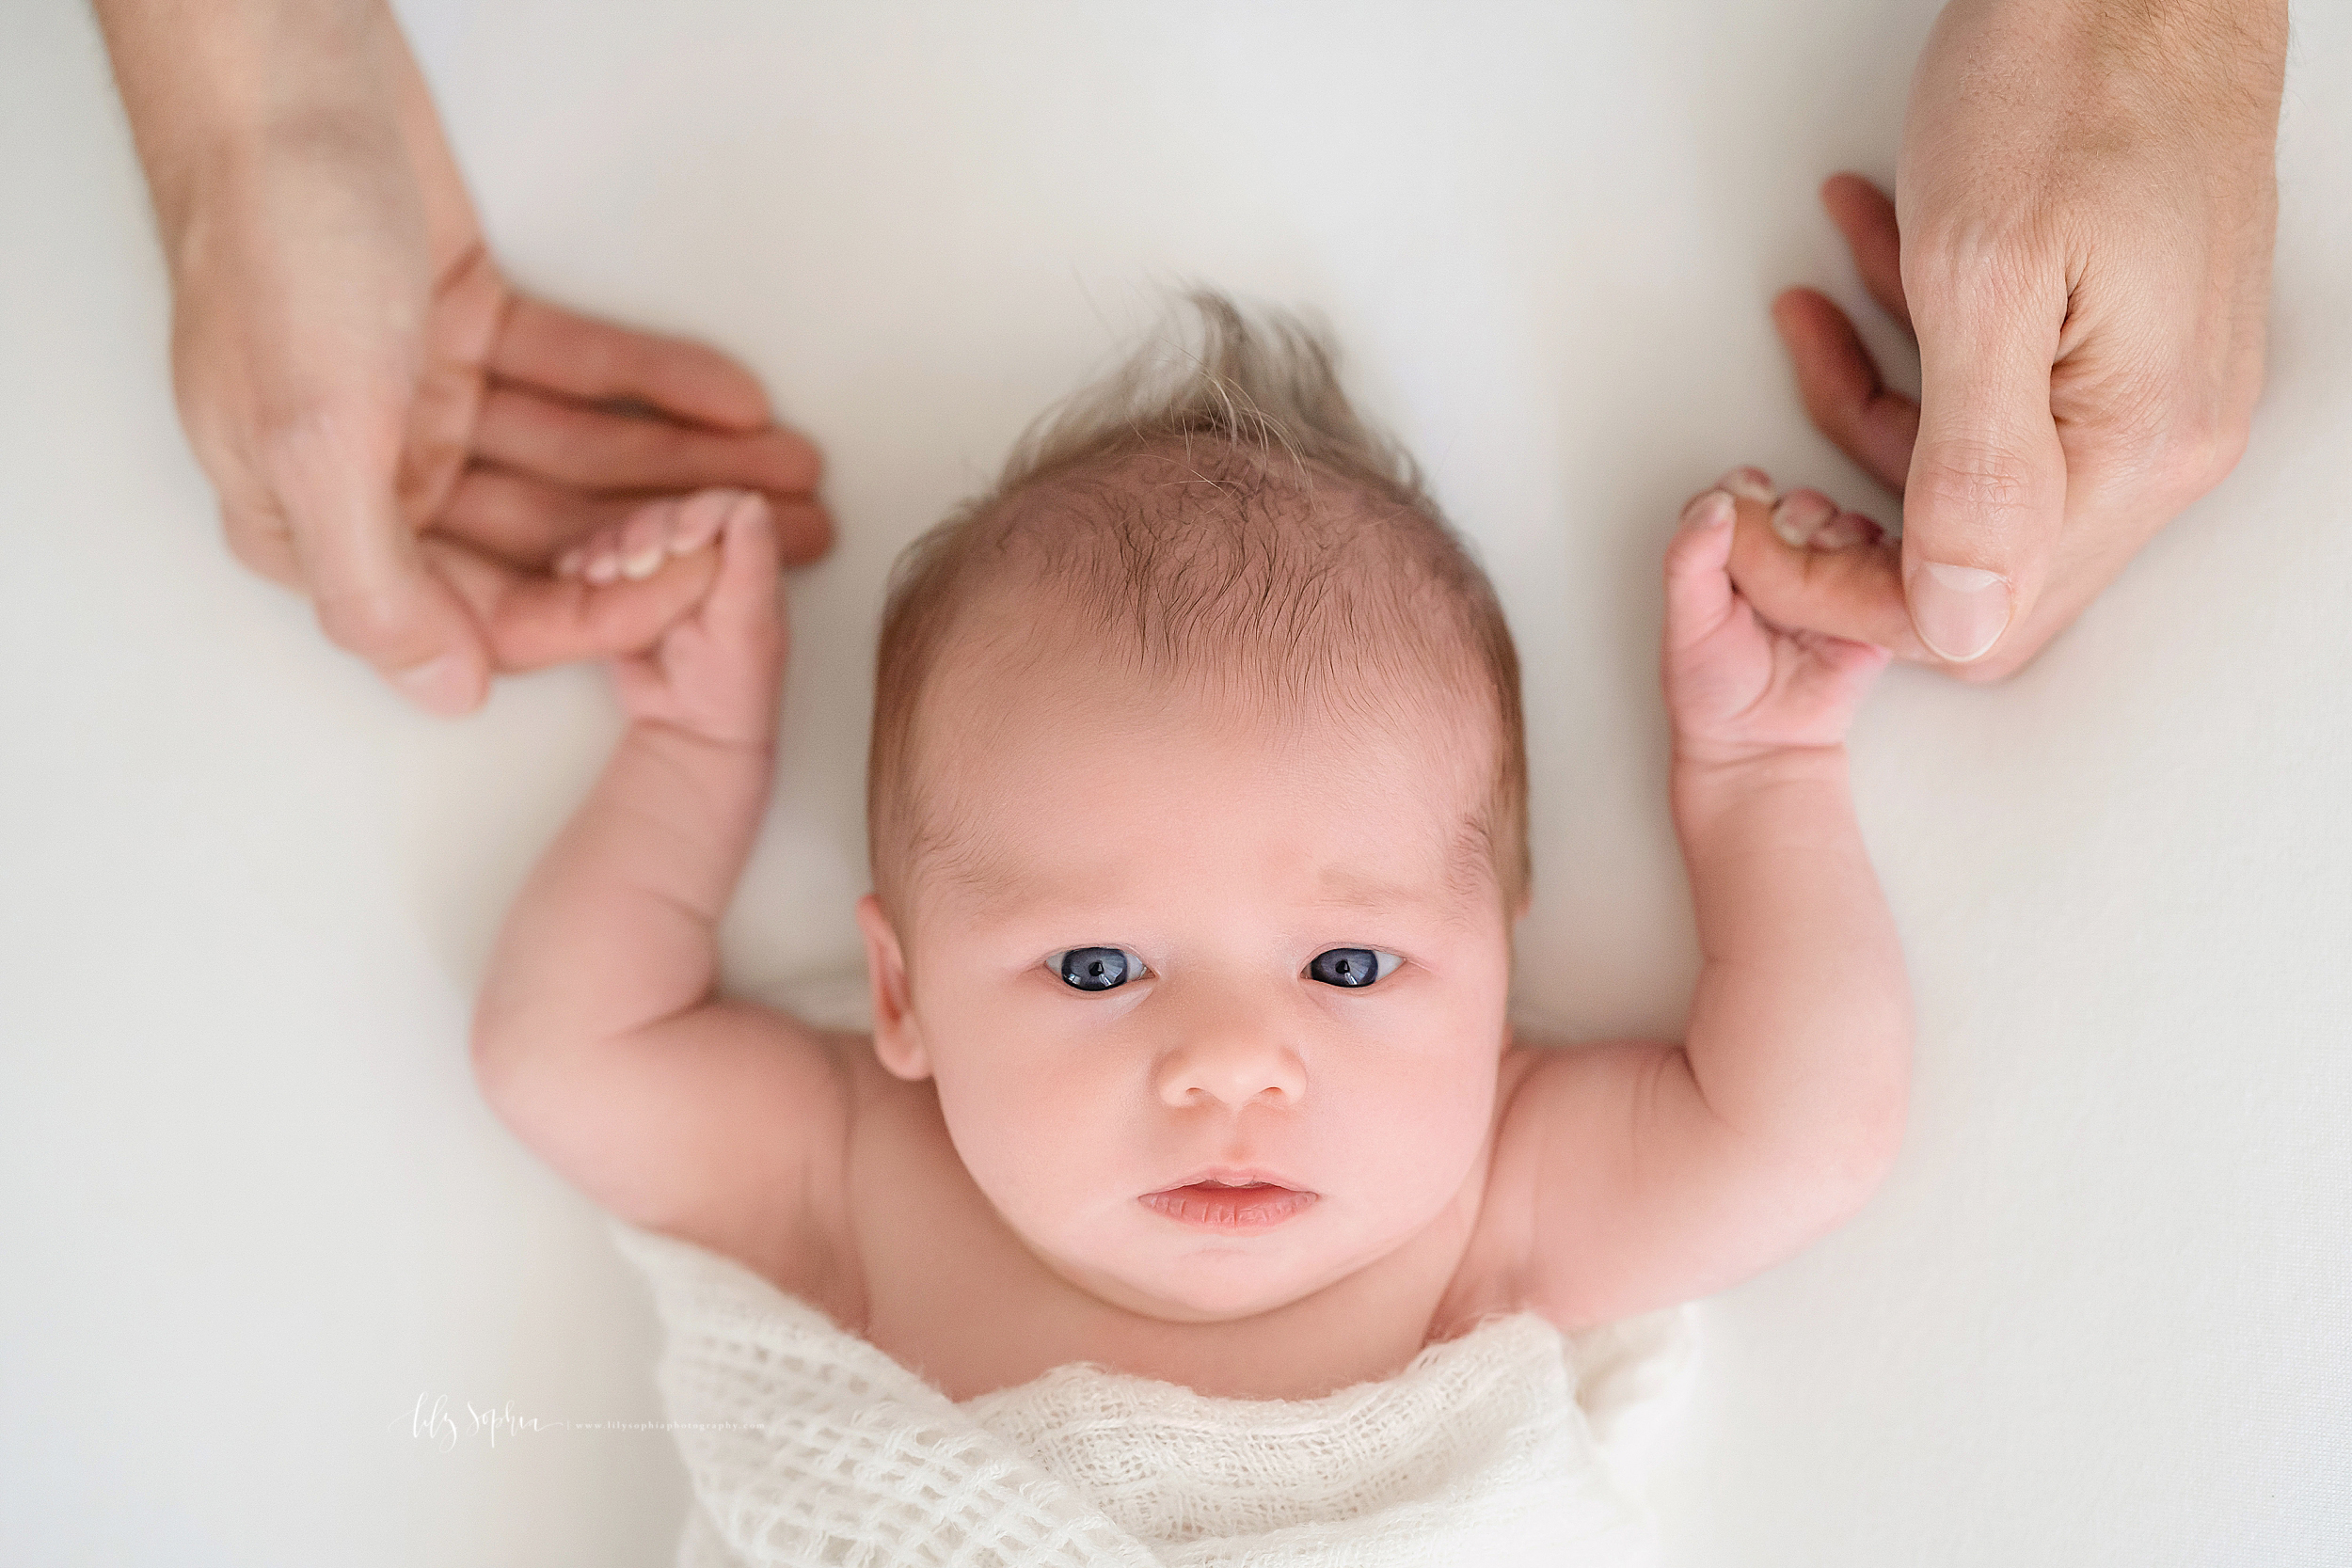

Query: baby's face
[866,635,1514,1323]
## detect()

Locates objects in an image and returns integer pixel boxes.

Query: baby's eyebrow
[1311,870,1442,911]
[940,864,1454,926]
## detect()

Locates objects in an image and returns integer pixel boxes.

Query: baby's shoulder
[1441,1036,1682,1334]
[590,1007,870,1327]
[671,1030,1009,1339]
[1429,1043,1558,1330]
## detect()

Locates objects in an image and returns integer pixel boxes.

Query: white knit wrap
[612,1221,1693,1568]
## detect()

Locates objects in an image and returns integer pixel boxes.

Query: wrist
[1933,0,2286,105]
[597,720,776,922]
[1671,742,1851,837]
[99,0,404,253]
[628,716,777,778]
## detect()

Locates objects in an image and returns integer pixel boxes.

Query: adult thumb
[1901,291,2068,666]
[271,409,490,715]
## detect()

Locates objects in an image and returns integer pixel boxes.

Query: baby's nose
[1154,1025,1307,1110]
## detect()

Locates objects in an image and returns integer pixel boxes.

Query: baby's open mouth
[1139,1174,1318,1232]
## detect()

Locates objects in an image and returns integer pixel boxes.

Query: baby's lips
[1148,1164,1311,1196]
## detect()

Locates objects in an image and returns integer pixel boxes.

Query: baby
[471,299,1908,1560]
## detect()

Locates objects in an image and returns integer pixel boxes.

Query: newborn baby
[472,299,1908,1561]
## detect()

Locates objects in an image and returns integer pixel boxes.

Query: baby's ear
[856,895,930,1080]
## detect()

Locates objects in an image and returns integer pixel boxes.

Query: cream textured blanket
[612,1220,1693,1567]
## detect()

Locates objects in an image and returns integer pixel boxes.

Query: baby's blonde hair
[867,293,1529,922]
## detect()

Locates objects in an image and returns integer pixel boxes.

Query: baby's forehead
[910,668,1503,921]
[870,430,1528,921]
[921,562,1491,779]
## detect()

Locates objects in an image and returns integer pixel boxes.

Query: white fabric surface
[611,1220,1690,1567]
[5,3,2350,1566]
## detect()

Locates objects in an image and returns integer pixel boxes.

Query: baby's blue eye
[1052,948,1143,991]
[1308,948,1402,988]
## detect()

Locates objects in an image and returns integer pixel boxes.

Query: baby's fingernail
[668,492,730,555]
[554,546,584,578]
[395,654,478,717]
[620,545,667,580]
[1910,562,2011,662]
[725,491,770,534]
[584,553,621,586]
[1809,511,1884,551]
[1770,490,1836,547]
[1717,467,1776,504]
[1679,490,1734,531]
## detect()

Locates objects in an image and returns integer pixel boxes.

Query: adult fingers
[437,467,644,565]
[1900,264,2070,665]
[423,533,722,672]
[1820,175,1909,329]
[1772,289,1919,494]
[438,464,835,569]
[472,383,822,498]
[266,409,490,715]
[489,296,773,433]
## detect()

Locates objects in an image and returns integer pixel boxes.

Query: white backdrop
[4,2,2348,1563]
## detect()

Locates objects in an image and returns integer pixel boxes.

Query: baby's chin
[1023,1208,1396,1325]
[1071,1254,1343,1325]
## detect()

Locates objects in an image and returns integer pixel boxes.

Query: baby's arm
[471,491,850,1290]
[1494,483,1909,1327]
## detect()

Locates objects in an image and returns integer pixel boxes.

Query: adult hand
[1740,0,2285,680]
[100,0,830,714]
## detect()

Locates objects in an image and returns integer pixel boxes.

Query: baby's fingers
[426,534,720,672]
[557,492,725,585]
[1727,497,1929,662]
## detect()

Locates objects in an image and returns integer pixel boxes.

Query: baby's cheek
[1334,1042,1494,1186]
[933,1043,1116,1220]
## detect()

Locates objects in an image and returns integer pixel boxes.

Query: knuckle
[312,582,417,660]
[220,515,282,577]
[246,359,410,470]
[2153,404,2249,500]
[254,400,395,486]
[1909,438,2041,521]
[2090,393,2249,509]
[1902,217,2058,318]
